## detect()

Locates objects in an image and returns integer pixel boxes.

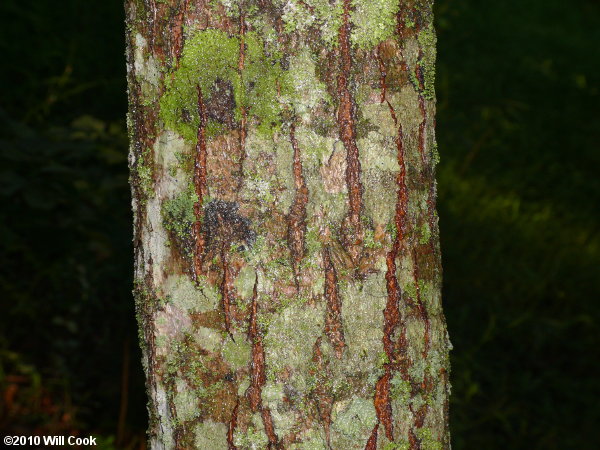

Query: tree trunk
[125,1,450,448]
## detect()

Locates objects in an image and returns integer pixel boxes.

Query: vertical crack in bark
[246,276,280,448]
[337,0,364,260]
[412,248,430,358]
[193,85,208,281]
[415,50,428,167]
[371,44,411,445]
[227,398,239,450]
[287,122,309,289]
[365,423,379,450]
[323,247,346,359]
[172,0,189,64]
[220,245,235,339]
[311,338,334,449]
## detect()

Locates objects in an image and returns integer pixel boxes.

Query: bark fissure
[337,0,364,259]
[220,245,235,339]
[193,85,208,281]
[227,398,239,450]
[247,277,280,448]
[287,122,308,287]
[370,44,411,446]
[323,247,346,359]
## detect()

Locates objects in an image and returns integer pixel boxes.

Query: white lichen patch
[142,194,170,286]
[153,131,189,196]
[133,33,161,99]
[152,381,175,450]
[155,303,193,358]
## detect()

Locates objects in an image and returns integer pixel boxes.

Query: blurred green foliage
[0,0,598,448]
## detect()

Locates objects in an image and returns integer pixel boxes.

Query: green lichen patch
[278,0,343,48]
[263,302,324,390]
[162,274,220,313]
[416,23,437,100]
[351,0,401,49]
[233,265,256,300]
[221,334,251,370]
[174,378,200,423]
[194,420,228,450]
[193,326,223,353]
[339,273,387,376]
[233,413,269,448]
[330,397,377,447]
[282,49,332,119]
[160,29,288,142]
[161,186,197,254]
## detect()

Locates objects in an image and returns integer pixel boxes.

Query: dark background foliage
[0,0,598,448]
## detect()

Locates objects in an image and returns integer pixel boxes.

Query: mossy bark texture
[125,1,450,448]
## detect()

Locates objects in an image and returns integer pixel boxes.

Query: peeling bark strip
[287,123,308,283]
[323,247,346,359]
[246,278,280,448]
[337,0,364,253]
[193,85,208,281]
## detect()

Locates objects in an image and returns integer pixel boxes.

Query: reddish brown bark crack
[323,247,346,359]
[311,338,335,449]
[227,398,239,450]
[365,423,379,450]
[415,50,428,167]
[246,277,280,448]
[371,42,412,446]
[220,246,235,339]
[337,0,364,260]
[193,85,208,281]
[287,122,309,288]
[172,0,189,64]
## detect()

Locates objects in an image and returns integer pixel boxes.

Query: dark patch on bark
[203,200,256,251]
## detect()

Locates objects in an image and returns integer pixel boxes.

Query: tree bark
[125,1,450,448]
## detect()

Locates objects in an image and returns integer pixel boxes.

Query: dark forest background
[0,0,598,448]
